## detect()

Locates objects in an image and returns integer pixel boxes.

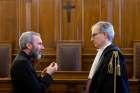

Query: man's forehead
[92,25,100,34]
[32,35,42,42]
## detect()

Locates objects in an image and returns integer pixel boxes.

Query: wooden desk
[0,71,139,93]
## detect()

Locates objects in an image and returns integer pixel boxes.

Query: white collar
[97,42,111,52]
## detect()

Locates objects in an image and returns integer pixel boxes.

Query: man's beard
[31,48,42,60]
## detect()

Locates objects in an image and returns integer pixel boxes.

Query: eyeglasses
[92,32,102,38]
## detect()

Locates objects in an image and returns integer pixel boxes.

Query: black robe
[89,44,130,93]
[10,51,53,93]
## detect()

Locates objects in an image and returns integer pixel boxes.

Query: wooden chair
[133,41,140,79]
[56,41,82,71]
[0,42,11,77]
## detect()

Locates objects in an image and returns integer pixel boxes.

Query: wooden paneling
[0,0,17,46]
[135,0,140,40]
[121,0,136,48]
[0,0,139,54]
[31,0,83,48]
[0,0,139,53]
[60,0,83,40]
[0,0,140,92]
[83,0,99,48]
[34,0,56,48]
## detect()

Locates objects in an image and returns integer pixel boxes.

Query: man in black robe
[10,31,58,93]
[85,21,130,93]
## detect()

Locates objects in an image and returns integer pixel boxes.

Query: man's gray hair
[19,31,40,49]
[94,21,115,42]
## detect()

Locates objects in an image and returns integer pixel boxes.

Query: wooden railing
[0,71,139,93]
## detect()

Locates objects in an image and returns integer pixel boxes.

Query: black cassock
[89,44,130,93]
[10,51,53,93]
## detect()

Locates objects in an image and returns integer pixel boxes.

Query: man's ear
[26,43,32,50]
[104,32,108,37]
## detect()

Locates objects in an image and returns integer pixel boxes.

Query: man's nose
[42,45,45,49]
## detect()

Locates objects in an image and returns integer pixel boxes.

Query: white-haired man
[85,21,130,93]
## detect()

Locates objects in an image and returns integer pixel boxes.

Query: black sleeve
[12,60,53,93]
[39,73,53,89]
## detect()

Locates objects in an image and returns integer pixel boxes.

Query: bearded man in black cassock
[85,21,130,93]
